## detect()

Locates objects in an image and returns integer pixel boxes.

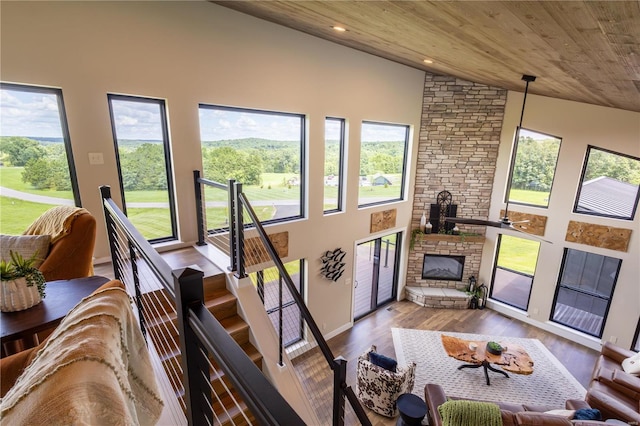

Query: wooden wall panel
[244,231,289,266]
[500,210,548,236]
[565,221,632,252]
[370,209,397,233]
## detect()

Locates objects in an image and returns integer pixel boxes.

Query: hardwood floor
[318,300,599,425]
[93,247,599,425]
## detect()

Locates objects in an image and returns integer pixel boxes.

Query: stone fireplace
[406,74,507,308]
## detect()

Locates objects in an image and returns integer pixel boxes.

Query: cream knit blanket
[0,286,164,425]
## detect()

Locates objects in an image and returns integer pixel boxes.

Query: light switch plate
[88,152,104,165]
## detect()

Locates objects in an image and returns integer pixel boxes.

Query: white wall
[479,91,640,349]
[0,1,425,335]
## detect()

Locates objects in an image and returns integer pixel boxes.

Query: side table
[396,393,428,426]
[1,275,110,357]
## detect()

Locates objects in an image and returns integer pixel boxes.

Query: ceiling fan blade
[445,217,503,228]
[508,224,553,244]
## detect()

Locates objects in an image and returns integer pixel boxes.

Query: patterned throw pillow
[0,234,52,268]
[369,351,397,372]
[622,352,640,375]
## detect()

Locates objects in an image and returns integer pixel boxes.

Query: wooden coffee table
[0,276,110,357]
[441,334,534,385]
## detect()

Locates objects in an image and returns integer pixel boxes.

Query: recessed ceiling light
[332,26,347,32]
[423,59,433,64]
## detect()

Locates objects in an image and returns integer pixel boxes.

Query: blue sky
[1,86,408,142]
[0,88,63,138]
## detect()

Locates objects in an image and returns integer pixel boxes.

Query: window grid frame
[357,120,410,209]
[549,248,621,338]
[324,117,346,214]
[107,93,178,243]
[0,82,82,207]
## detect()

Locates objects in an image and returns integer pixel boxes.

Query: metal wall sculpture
[320,248,346,282]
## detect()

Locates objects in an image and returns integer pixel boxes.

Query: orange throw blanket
[24,206,90,244]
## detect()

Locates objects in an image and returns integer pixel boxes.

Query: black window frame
[550,248,621,338]
[107,93,178,243]
[632,318,640,352]
[573,145,640,221]
[489,234,540,312]
[0,82,82,207]
[358,120,410,208]
[324,117,346,214]
[504,126,562,209]
[198,104,306,224]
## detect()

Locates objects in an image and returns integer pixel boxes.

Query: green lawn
[0,167,74,199]
[508,188,550,206]
[0,196,54,234]
[496,235,540,275]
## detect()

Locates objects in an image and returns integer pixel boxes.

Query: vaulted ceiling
[212,1,640,112]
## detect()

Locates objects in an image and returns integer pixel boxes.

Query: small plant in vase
[0,251,47,312]
[486,341,504,356]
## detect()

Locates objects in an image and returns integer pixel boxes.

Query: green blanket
[438,400,503,426]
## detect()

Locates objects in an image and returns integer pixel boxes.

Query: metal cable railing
[101,185,304,425]
[193,171,372,426]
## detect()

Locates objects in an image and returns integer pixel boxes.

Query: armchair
[355,345,416,417]
[23,206,96,282]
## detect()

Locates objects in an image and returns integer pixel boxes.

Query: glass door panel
[353,232,400,320]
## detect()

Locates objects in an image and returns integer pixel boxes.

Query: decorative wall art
[370,209,397,233]
[320,248,346,282]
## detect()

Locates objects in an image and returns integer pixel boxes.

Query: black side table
[396,393,428,426]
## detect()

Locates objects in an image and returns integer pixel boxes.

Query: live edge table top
[1,276,110,343]
[441,334,534,375]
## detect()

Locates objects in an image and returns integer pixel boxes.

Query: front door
[353,232,400,320]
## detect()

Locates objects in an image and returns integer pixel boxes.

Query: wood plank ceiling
[212,1,640,113]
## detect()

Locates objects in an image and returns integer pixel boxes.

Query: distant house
[359,176,371,187]
[372,174,392,186]
[576,176,638,217]
[324,175,338,186]
[287,177,300,186]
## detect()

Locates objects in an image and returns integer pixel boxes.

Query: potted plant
[0,251,47,312]
[486,341,503,356]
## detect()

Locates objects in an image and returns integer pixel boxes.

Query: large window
[108,95,177,242]
[199,105,305,223]
[0,83,80,234]
[551,248,621,337]
[490,234,540,311]
[250,259,305,347]
[324,118,345,213]
[358,121,409,207]
[506,127,561,208]
[574,145,640,220]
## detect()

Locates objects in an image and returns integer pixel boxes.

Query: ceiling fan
[445,74,552,244]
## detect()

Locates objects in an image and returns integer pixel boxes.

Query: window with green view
[198,105,305,225]
[358,121,409,207]
[108,94,177,242]
[490,234,540,311]
[0,83,80,235]
[324,117,345,213]
[506,127,561,208]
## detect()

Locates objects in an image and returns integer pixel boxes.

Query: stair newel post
[193,170,206,246]
[278,275,284,366]
[100,185,122,282]
[173,267,212,426]
[227,178,237,272]
[233,182,247,279]
[332,356,347,426]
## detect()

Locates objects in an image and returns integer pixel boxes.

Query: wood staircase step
[140,271,263,423]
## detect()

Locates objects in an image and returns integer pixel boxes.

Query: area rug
[391,328,586,408]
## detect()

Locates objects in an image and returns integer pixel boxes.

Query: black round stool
[396,393,428,426]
